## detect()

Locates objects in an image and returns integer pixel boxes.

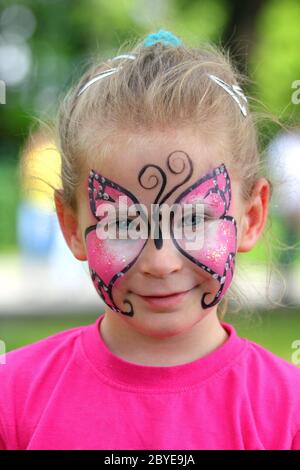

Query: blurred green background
[0,0,300,363]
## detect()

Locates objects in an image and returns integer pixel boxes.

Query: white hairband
[208,74,248,117]
[76,55,248,117]
[77,55,136,97]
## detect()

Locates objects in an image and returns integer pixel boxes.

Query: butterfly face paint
[171,164,237,308]
[84,151,237,316]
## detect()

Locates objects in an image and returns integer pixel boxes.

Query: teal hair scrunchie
[143,29,182,48]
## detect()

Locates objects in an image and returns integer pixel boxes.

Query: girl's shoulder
[245,336,300,375]
[241,337,300,441]
[240,335,300,397]
[224,322,300,384]
[0,322,92,384]
[0,322,94,450]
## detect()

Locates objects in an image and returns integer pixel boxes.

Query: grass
[1,308,300,365]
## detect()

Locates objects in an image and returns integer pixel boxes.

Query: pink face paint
[171,163,237,308]
[85,171,148,316]
[84,152,237,316]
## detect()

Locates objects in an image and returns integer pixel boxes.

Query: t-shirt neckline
[80,314,248,391]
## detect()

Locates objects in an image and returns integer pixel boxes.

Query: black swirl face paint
[84,151,237,316]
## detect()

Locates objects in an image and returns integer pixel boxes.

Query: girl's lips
[138,289,193,308]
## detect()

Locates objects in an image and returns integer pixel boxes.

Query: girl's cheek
[204,219,236,275]
[85,229,146,287]
[175,219,236,275]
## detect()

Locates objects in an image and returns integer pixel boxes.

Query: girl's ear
[54,189,87,261]
[237,178,270,253]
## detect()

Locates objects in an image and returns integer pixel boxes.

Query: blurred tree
[222,0,265,74]
[251,0,300,123]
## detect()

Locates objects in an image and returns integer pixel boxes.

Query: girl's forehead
[88,128,230,192]
[88,160,222,210]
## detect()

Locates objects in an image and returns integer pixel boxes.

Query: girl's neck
[99,311,229,367]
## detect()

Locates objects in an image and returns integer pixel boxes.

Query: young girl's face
[77,128,245,337]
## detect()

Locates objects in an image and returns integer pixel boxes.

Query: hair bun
[143,29,182,48]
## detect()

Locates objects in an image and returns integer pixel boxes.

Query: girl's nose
[138,235,183,278]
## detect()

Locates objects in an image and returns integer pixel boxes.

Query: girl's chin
[122,308,206,339]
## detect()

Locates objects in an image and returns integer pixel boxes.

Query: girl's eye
[117,219,130,229]
[181,213,208,227]
[108,219,141,239]
[110,219,133,230]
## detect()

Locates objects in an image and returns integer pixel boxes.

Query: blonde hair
[52,33,283,319]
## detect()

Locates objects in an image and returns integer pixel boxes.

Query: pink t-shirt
[1,314,300,450]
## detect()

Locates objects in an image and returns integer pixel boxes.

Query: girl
[1,30,300,451]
